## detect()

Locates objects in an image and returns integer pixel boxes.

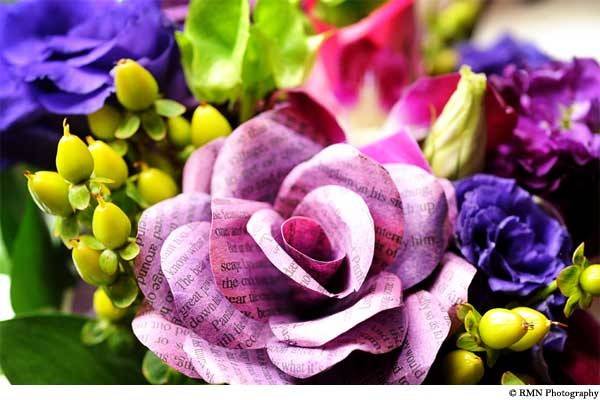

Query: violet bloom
[0,0,180,166]
[130,94,474,384]
[458,34,551,76]
[488,58,600,193]
[455,174,571,296]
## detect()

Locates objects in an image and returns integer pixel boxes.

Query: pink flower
[131,94,475,384]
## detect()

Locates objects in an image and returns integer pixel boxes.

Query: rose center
[281,216,345,288]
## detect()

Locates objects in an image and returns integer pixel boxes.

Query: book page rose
[131,96,475,384]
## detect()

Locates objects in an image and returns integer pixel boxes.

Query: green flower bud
[137,167,178,206]
[56,120,94,184]
[93,288,127,321]
[435,0,482,41]
[26,171,73,217]
[191,104,232,147]
[479,308,527,350]
[423,65,487,180]
[167,115,192,148]
[88,137,129,189]
[92,199,131,250]
[509,307,551,352]
[87,104,122,140]
[113,59,159,111]
[580,264,600,296]
[71,240,116,286]
[442,349,484,384]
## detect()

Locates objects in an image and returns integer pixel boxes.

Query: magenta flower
[131,96,475,384]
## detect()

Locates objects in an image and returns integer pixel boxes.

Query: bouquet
[0,0,598,386]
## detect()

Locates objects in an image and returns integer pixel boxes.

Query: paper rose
[131,98,473,384]
[0,0,181,165]
[455,174,571,297]
[458,34,552,77]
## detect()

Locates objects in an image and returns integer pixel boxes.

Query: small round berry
[56,120,94,184]
[93,288,128,321]
[580,264,600,296]
[71,241,116,286]
[92,200,131,250]
[26,171,73,217]
[167,115,192,148]
[87,104,122,140]
[509,307,551,352]
[137,167,178,206]
[191,104,231,147]
[88,138,128,189]
[479,308,527,350]
[442,349,484,385]
[113,59,159,111]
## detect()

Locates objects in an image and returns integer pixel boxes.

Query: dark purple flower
[458,34,551,77]
[455,174,571,296]
[488,58,600,193]
[0,0,181,166]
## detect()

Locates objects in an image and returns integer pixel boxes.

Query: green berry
[92,200,131,249]
[479,308,527,350]
[93,288,127,321]
[72,241,116,286]
[442,349,484,385]
[113,59,159,111]
[167,115,192,148]
[56,121,94,184]
[191,104,232,147]
[26,171,73,217]
[580,264,600,296]
[509,307,551,352]
[137,167,178,206]
[88,138,128,189]
[87,104,122,140]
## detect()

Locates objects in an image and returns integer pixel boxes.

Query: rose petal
[134,193,212,321]
[275,144,404,272]
[267,307,407,379]
[209,198,293,321]
[161,221,273,349]
[131,304,200,378]
[384,164,449,288]
[184,334,294,384]
[427,253,477,333]
[182,137,225,194]
[268,272,403,347]
[210,113,322,203]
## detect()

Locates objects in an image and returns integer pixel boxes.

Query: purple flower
[458,34,551,77]
[0,0,181,166]
[455,174,571,296]
[488,58,600,193]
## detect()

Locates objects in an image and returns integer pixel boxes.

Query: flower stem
[526,280,558,306]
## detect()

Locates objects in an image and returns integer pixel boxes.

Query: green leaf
[501,371,525,385]
[142,351,171,385]
[0,167,28,274]
[68,184,90,210]
[108,139,129,157]
[564,292,581,317]
[99,249,119,275]
[119,241,140,261]
[115,113,141,139]
[154,99,186,118]
[103,274,139,308]
[579,291,593,310]
[125,179,149,208]
[456,303,480,321]
[0,314,145,384]
[557,265,582,297]
[464,310,480,341]
[10,199,70,314]
[142,110,167,141]
[56,214,79,240]
[485,348,500,368]
[253,0,323,88]
[79,234,105,251]
[81,319,114,346]
[456,332,485,352]
[176,0,250,103]
[572,242,586,265]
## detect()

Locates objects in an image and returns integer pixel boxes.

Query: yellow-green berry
[93,288,128,321]
[113,59,159,111]
[191,104,231,147]
[87,104,122,140]
[26,171,73,217]
[92,200,131,249]
[137,167,178,206]
[442,349,484,385]
[56,120,94,184]
[88,138,128,189]
[479,308,528,350]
